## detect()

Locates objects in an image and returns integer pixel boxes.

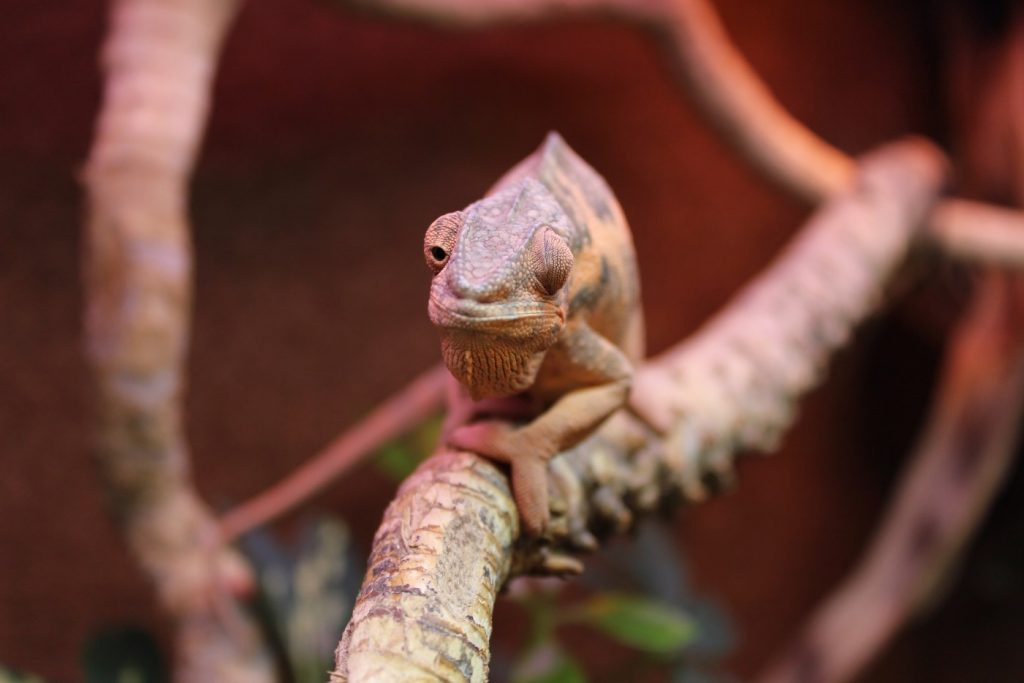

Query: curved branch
[336,0,1024,267]
[652,0,1024,267]
[82,0,272,679]
[655,0,853,202]
[334,139,949,681]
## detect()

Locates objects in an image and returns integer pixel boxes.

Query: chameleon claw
[537,548,585,576]
[593,486,632,532]
[570,527,599,552]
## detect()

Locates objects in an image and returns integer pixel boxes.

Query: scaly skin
[424,132,644,534]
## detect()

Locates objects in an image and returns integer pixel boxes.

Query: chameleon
[423,132,644,534]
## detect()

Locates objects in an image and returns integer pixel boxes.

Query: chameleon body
[424,133,644,534]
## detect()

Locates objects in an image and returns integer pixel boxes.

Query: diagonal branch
[82,0,272,679]
[223,0,1024,548]
[218,363,449,541]
[333,139,948,682]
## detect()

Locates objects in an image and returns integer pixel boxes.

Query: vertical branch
[82,0,273,680]
[334,451,518,682]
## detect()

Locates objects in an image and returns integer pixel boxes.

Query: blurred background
[3,0,1024,680]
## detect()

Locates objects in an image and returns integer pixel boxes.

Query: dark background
[2,0,1023,680]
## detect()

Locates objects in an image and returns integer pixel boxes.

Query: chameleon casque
[424,132,644,534]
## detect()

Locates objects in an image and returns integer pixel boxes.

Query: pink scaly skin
[424,132,644,535]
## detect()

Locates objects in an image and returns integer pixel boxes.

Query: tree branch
[333,139,948,681]
[759,12,1024,680]
[335,0,1024,268]
[224,0,1024,553]
[758,275,1024,683]
[82,0,273,679]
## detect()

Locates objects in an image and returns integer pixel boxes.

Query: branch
[82,0,272,679]
[219,363,449,541]
[758,13,1024,680]
[651,0,1024,268]
[217,0,1024,551]
[333,139,948,681]
[336,0,1024,268]
[757,275,1024,683]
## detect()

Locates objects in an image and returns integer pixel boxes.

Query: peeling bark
[82,0,273,679]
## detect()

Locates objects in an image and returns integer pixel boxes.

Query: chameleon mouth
[428,294,565,337]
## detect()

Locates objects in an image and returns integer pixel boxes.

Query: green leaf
[371,416,442,482]
[408,415,442,457]
[372,443,420,481]
[572,593,698,655]
[82,626,166,683]
[512,644,586,683]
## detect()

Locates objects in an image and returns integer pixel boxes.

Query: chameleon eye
[424,211,463,274]
[531,226,574,295]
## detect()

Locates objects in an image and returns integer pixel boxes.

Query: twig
[333,139,948,681]
[82,0,272,680]
[219,363,449,541]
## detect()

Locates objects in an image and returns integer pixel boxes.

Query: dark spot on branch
[951,399,995,481]
[791,643,823,683]
[907,513,941,560]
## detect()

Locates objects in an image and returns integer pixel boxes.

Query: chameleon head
[424,180,575,399]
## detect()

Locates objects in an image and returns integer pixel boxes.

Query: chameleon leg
[451,377,631,534]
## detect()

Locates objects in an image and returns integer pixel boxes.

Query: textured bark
[333,139,949,681]
[82,0,273,680]
[335,451,518,682]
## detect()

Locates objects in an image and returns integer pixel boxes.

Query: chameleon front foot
[449,421,557,535]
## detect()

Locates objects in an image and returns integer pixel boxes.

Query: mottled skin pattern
[424,133,644,534]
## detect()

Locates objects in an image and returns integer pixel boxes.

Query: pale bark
[82,0,273,680]
[333,139,949,682]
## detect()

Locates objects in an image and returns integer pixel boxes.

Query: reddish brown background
[2,0,1023,681]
